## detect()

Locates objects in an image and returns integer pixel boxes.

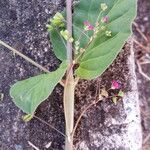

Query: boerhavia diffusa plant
[8,0,137,149]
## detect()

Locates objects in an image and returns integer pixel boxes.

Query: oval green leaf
[10,61,67,114]
[75,0,137,79]
[50,28,67,61]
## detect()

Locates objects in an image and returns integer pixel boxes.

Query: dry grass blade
[0,40,50,73]
[133,22,149,42]
[137,61,150,81]
[133,38,150,53]
[140,61,150,65]
[143,134,150,145]
[28,141,39,150]
[72,100,100,137]
[0,40,64,86]
[34,115,66,138]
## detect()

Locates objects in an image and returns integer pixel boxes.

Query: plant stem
[64,70,75,150]
[64,0,75,149]
[66,0,73,63]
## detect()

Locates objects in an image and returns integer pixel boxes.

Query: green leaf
[74,0,137,79]
[10,61,67,114]
[48,0,114,60]
[47,12,66,61]
[100,88,109,98]
[118,90,124,97]
[50,29,67,61]
[73,0,116,49]
[112,96,118,105]
[22,114,33,122]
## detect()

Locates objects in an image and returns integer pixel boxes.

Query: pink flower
[83,20,94,31]
[88,25,94,30]
[111,80,121,89]
[101,16,109,23]
[84,20,90,26]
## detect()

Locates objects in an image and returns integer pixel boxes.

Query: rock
[0,0,142,150]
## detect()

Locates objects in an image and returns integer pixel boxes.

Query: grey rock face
[0,0,142,150]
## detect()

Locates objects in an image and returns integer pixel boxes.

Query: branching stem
[63,1,76,150]
[66,0,73,63]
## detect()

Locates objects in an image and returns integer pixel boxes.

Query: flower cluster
[60,30,74,43]
[105,30,112,37]
[75,41,80,54]
[100,3,108,11]
[84,21,94,31]
[99,80,124,105]
[111,80,124,104]
[111,80,121,89]
[47,12,64,31]
[101,16,109,23]
[50,12,64,27]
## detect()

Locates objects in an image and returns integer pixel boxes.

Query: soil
[0,0,66,149]
[0,0,149,149]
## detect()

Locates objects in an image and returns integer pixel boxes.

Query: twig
[132,38,150,53]
[133,22,149,42]
[140,109,150,119]
[0,40,49,72]
[142,145,150,150]
[72,81,101,137]
[143,134,150,145]
[72,99,101,137]
[140,61,150,65]
[0,40,64,86]
[34,115,66,138]
[72,78,125,137]
[0,93,4,102]
[28,141,39,150]
[137,61,150,81]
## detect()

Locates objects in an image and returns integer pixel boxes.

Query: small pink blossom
[101,16,109,23]
[84,20,90,26]
[88,25,94,30]
[83,20,94,30]
[111,80,121,89]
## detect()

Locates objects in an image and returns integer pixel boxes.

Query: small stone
[45,9,49,14]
